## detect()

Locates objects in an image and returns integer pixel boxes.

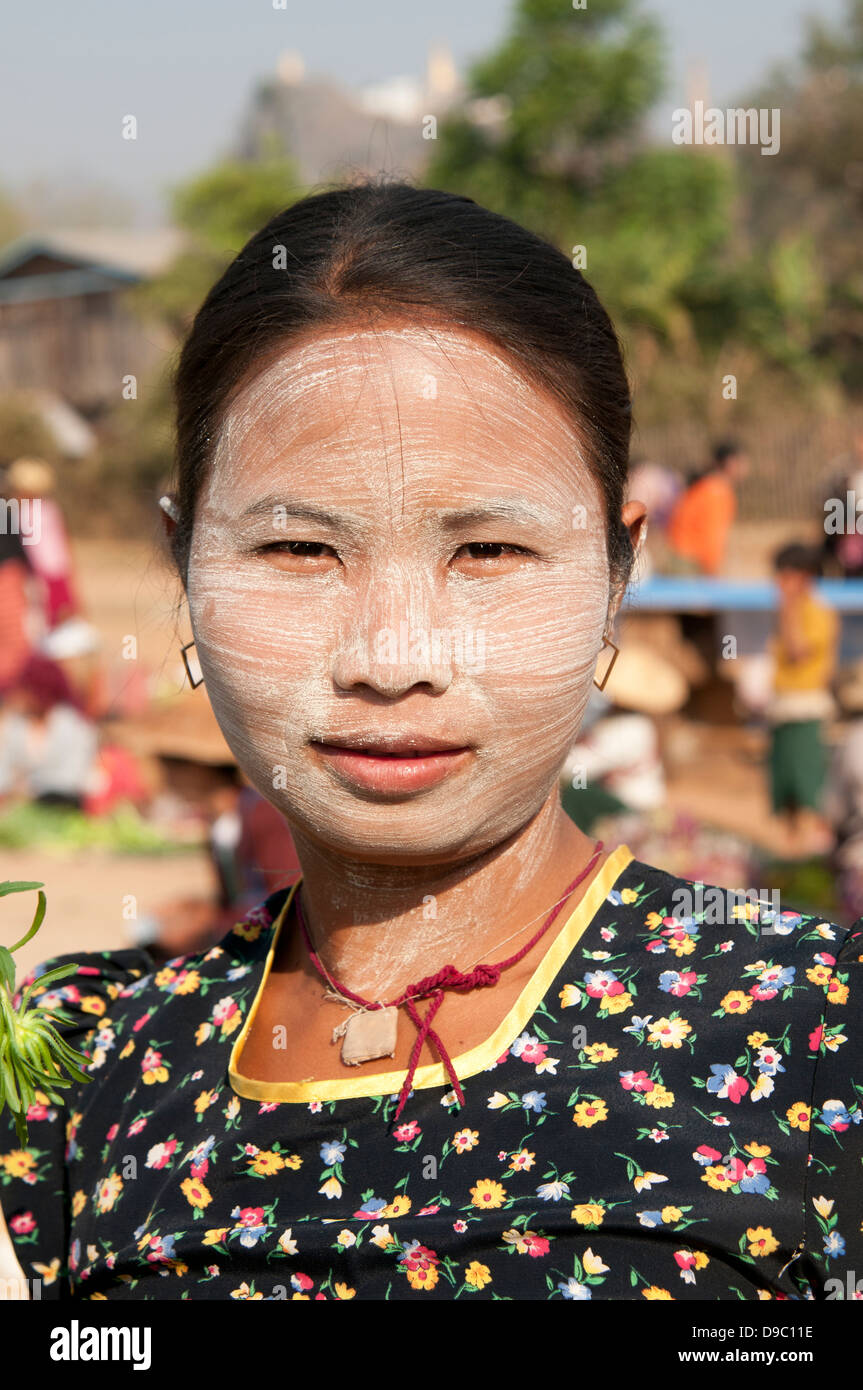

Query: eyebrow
[436,501,560,529]
[239,498,363,528]
[239,497,560,529]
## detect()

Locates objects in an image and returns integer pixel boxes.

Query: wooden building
[0,229,182,420]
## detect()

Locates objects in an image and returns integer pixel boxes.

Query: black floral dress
[1,842,861,1301]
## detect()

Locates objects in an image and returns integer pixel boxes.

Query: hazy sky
[0,0,847,227]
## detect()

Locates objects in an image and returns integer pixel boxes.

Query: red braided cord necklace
[294,838,605,1123]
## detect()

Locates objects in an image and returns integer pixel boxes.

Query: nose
[331,565,454,697]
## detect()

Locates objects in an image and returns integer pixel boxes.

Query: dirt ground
[71,532,188,692]
[1,849,213,982]
[0,525,825,975]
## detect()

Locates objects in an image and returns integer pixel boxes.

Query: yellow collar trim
[228,843,634,1105]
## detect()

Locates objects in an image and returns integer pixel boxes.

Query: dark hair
[159,755,240,783]
[170,177,635,600]
[12,653,81,713]
[712,439,744,467]
[773,542,822,577]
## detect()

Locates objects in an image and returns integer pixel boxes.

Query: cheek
[472,562,609,693]
[193,574,311,653]
[463,562,609,773]
[185,558,329,749]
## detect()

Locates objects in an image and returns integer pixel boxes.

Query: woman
[0,653,98,809]
[0,496,33,696]
[1,181,860,1301]
[7,457,80,631]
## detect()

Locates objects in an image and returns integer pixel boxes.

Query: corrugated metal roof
[0,227,185,281]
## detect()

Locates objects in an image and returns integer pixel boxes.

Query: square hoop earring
[180,640,204,689]
[593,635,620,691]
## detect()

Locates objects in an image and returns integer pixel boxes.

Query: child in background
[766,543,839,856]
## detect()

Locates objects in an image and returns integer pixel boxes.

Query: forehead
[204,322,598,510]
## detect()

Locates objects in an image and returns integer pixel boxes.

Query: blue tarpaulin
[623,577,863,612]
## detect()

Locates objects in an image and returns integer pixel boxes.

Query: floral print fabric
[1,848,861,1301]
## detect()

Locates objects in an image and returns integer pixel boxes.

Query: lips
[313,733,469,756]
[310,734,472,793]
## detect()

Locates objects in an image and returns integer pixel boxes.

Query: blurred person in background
[627,459,680,530]
[819,426,863,578]
[766,542,839,856]
[7,457,80,630]
[0,486,34,695]
[134,762,302,963]
[665,439,749,577]
[119,698,301,961]
[38,613,105,718]
[625,458,679,578]
[822,663,863,926]
[0,652,97,809]
[560,642,689,833]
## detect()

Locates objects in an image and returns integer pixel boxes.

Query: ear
[606,499,648,628]
[622,498,649,567]
[158,494,179,547]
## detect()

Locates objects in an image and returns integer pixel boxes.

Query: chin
[267,773,560,868]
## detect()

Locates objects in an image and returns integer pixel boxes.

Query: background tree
[426,0,740,414]
[134,135,304,338]
[101,140,306,509]
[734,0,863,393]
[425,0,860,420]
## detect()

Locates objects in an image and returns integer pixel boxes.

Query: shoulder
[37,885,293,1011]
[615,854,859,984]
[7,885,292,1067]
[96,883,293,1007]
[712,473,736,504]
[217,882,294,953]
[605,858,863,1108]
[13,948,156,1043]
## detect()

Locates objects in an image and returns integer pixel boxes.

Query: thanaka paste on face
[184,323,615,992]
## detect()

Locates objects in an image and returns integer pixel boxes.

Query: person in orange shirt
[666,440,749,576]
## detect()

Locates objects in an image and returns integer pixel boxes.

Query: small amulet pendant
[340,1007,399,1066]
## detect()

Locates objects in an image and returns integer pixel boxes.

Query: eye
[452,542,534,572]
[255,540,340,570]
[461,543,525,558]
[264,541,334,556]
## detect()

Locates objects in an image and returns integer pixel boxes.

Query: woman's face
[184,322,626,865]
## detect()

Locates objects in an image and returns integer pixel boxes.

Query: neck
[287,793,606,1000]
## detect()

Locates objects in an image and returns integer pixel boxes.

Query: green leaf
[0,945,15,994]
[7,890,46,953]
[0,1041,23,1112]
[0,882,94,1144]
[17,962,80,1012]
